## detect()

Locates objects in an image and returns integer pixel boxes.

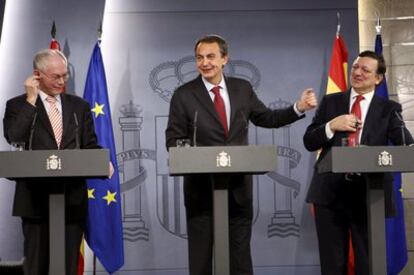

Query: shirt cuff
[325,122,334,139]
[293,103,304,116]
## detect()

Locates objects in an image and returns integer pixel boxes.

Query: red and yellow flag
[326,33,355,275]
[326,35,348,94]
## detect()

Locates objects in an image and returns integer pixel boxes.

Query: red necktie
[211,86,228,136]
[348,95,364,146]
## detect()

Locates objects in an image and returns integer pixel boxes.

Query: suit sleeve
[3,97,37,145]
[165,89,190,149]
[80,101,99,149]
[247,82,303,128]
[387,101,414,145]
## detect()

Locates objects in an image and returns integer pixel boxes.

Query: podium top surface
[169,145,277,175]
[0,149,109,178]
[318,146,414,173]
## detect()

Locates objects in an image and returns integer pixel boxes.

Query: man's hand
[296,88,317,112]
[108,161,115,179]
[24,75,40,106]
[329,114,362,133]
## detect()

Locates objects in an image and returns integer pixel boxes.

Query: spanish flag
[326,34,348,94]
[326,29,355,275]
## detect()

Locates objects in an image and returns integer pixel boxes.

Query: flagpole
[336,12,341,37]
[92,21,103,275]
[93,256,96,275]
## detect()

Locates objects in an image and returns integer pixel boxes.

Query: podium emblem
[46,155,62,170]
[378,151,392,166]
[216,151,231,167]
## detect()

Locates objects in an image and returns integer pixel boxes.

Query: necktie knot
[211,86,221,96]
[46,95,57,105]
[354,95,364,104]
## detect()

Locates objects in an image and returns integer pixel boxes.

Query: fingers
[108,161,114,179]
[297,88,318,112]
[304,89,318,108]
[24,75,40,106]
[329,114,362,132]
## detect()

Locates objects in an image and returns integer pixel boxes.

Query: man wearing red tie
[166,34,317,275]
[304,51,414,275]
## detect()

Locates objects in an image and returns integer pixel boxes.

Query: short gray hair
[33,49,68,71]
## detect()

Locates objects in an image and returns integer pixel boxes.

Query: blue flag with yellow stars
[83,42,124,273]
[375,31,408,275]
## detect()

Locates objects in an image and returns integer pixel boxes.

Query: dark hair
[358,50,386,75]
[194,34,228,57]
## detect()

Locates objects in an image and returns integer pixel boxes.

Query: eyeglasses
[39,70,70,82]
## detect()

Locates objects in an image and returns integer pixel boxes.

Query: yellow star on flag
[91,102,105,118]
[103,190,117,205]
[88,188,95,199]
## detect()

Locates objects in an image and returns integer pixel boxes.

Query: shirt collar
[202,75,227,92]
[39,90,61,103]
[350,88,374,102]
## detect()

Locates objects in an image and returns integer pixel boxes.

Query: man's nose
[201,58,209,66]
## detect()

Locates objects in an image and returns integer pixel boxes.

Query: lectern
[169,145,277,275]
[317,146,414,275]
[0,149,109,275]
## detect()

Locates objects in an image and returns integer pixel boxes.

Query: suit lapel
[226,77,239,131]
[35,96,56,141]
[361,95,382,144]
[61,94,73,147]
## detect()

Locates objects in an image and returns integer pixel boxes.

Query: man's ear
[375,74,384,85]
[33,69,41,77]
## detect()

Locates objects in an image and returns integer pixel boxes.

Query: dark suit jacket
[166,75,303,213]
[304,90,413,217]
[3,93,99,220]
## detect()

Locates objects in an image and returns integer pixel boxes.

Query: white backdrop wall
[0,1,359,274]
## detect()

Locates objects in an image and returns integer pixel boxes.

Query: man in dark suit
[304,51,414,275]
[165,34,317,275]
[3,49,102,275]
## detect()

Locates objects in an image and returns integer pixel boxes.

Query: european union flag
[375,31,408,275]
[83,42,124,273]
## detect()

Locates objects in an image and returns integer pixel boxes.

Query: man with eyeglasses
[303,51,414,275]
[3,49,101,275]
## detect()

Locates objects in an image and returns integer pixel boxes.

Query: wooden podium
[169,145,277,275]
[318,146,414,275]
[0,149,109,275]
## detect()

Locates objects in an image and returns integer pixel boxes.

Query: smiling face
[195,42,228,85]
[350,56,383,94]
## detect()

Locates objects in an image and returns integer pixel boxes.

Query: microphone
[73,113,80,149]
[193,111,198,147]
[28,112,38,150]
[395,110,406,146]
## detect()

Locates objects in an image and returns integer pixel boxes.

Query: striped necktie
[46,96,63,148]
